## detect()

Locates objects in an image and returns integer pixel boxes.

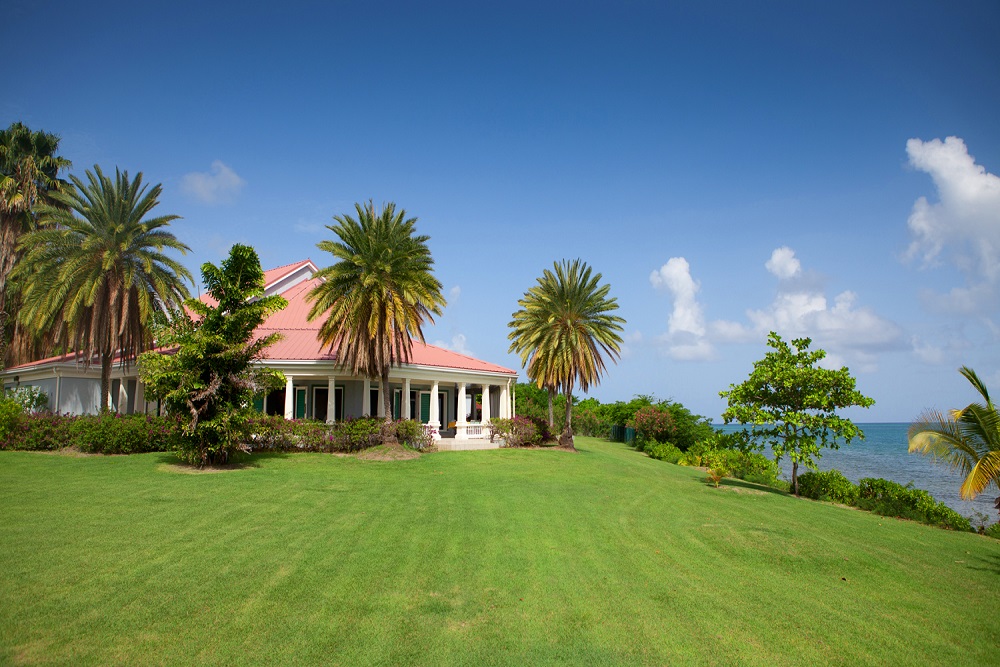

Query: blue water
[717,423,997,522]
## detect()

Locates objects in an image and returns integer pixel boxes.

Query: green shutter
[295,389,307,419]
[392,391,401,420]
[420,393,431,423]
[253,396,264,413]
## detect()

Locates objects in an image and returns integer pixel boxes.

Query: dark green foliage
[572,398,607,437]
[797,470,859,505]
[138,245,287,466]
[0,396,22,445]
[246,416,388,453]
[0,412,182,453]
[489,416,541,448]
[857,478,972,531]
[985,523,1000,539]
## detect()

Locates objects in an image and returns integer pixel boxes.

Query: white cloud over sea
[180,160,246,204]
[651,247,903,370]
[904,136,1000,314]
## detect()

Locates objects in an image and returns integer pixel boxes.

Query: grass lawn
[1,437,997,666]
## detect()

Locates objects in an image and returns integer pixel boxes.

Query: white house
[1,259,518,440]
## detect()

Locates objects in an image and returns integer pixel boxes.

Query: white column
[326,376,336,424]
[362,378,371,416]
[456,382,467,438]
[481,383,492,424]
[429,380,440,437]
[377,382,386,418]
[284,375,294,419]
[402,377,411,419]
[499,382,509,419]
[135,382,145,415]
[117,381,128,415]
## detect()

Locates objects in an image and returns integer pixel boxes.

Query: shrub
[646,441,682,463]
[0,396,24,448]
[797,470,859,505]
[490,416,541,448]
[396,419,433,450]
[629,406,674,447]
[4,386,48,413]
[857,478,973,532]
[572,400,608,438]
[328,417,384,452]
[70,414,181,454]
[7,413,76,451]
[984,523,1000,540]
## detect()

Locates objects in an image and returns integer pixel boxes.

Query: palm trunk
[560,384,576,450]
[547,387,555,428]
[381,371,393,424]
[0,214,19,367]
[99,353,112,413]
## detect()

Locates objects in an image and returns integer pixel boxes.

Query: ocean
[716,422,998,523]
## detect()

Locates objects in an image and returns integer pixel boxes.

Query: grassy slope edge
[1,437,996,666]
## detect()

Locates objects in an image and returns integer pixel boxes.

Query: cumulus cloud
[448,285,461,304]
[650,258,714,360]
[433,333,473,356]
[180,160,246,204]
[765,246,801,280]
[904,137,1000,311]
[650,247,904,369]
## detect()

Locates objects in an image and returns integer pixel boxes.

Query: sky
[4,0,1000,422]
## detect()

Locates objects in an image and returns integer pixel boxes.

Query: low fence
[608,425,636,444]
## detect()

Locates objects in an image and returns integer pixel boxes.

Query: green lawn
[1,438,997,666]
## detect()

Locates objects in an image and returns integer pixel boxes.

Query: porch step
[436,439,502,451]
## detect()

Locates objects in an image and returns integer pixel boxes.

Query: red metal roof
[8,260,516,376]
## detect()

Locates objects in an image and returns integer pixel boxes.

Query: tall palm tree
[909,366,1000,509]
[13,165,192,412]
[508,259,625,445]
[0,122,71,367]
[306,201,446,423]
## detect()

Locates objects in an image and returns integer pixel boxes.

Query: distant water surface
[716,422,997,522]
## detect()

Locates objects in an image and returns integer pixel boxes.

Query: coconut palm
[306,201,446,423]
[0,122,71,366]
[13,166,192,412]
[508,259,624,445]
[909,366,1000,508]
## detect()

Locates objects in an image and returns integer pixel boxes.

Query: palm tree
[508,259,625,445]
[909,366,1000,509]
[13,166,192,412]
[306,201,446,423]
[0,122,71,367]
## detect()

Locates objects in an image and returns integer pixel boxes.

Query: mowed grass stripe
[1,438,997,665]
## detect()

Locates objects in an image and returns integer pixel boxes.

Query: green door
[419,393,431,423]
[295,388,307,419]
[252,396,264,413]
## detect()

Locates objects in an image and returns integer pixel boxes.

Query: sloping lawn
[1,437,997,665]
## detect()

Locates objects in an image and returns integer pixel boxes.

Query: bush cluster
[0,410,183,454]
[797,470,859,506]
[856,478,972,532]
[394,419,433,450]
[489,416,542,447]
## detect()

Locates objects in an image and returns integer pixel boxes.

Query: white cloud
[765,246,801,280]
[911,336,945,365]
[180,160,246,204]
[433,333,473,356]
[904,137,1000,311]
[650,258,714,361]
[448,285,461,304]
[648,248,903,368]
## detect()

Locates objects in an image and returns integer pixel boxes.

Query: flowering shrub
[489,416,541,447]
[628,406,674,448]
[395,419,433,450]
[0,412,183,453]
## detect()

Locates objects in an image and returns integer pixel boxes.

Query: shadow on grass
[967,550,1000,576]
[713,476,792,497]
[154,450,293,473]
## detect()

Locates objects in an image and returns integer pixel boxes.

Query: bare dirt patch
[157,462,255,474]
[355,442,422,461]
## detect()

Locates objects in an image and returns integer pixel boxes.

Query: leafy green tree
[720,332,874,495]
[306,201,446,423]
[0,122,71,367]
[508,259,625,446]
[138,245,287,466]
[14,166,191,412]
[908,366,1000,508]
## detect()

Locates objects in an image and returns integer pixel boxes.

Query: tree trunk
[560,387,575,450]
[99,353,112,414]
[381,370,397,445]
[792,460,799,496]
[0,214,19,367]
[547,387,555,428]
[564,389,573,428]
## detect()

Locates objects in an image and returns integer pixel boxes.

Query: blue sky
[5,1,1000,421]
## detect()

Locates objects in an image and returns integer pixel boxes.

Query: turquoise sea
[717,422,997,522]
